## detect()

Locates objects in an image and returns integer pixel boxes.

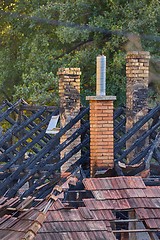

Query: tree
[0,0,159,105]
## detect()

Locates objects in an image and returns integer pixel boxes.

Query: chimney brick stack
[58,68,81,174]
[86,96,116,177]
[126,51,150,162]
[86,55,116,177]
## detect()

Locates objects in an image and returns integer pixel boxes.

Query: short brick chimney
[126,51,150,162]
[86,56,116,177]
[58,68,81,174]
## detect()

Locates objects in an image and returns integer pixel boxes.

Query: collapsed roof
[0,176,160,240]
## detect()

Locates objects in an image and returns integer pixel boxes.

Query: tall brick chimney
[126,51,150,162]
[86,56,116,177]
[58,68,81,174]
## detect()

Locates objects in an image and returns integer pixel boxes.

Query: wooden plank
[0,99,22,122]
[114,107,125,120]
[19,105,57,112]
[0,101,7,111]
[129,211,137,240]
[114,118,126,135]
[111,219,139,223]
[154,148,160,164]
[113,229,159,233]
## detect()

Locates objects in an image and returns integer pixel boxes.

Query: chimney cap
[86,96,116,101]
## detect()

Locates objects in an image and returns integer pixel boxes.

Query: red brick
[88,98,116,176]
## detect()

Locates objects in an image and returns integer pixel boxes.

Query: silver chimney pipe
[96,55,106,96]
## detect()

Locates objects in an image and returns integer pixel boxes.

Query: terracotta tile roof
[0,197,48,240]
[36,204,116,240]
[35,176,160,239]
[0,175,77,239]
[37,230,116,240]
[83,176,146,190]
[82,177,160,235]
[1,176,160,239]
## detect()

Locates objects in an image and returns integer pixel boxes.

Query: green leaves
[0,0,159,105]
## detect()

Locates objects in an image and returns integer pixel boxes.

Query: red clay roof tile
[78,207,93,219]
[83,176,146,190]
[1,176,160,240]
[145,218,160,229]
[90,209,116,220]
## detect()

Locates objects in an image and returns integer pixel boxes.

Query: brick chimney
[126,51,150,162]
[86,56,116,177]
[58,68,81,174]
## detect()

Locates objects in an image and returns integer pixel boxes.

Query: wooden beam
[111,219,139,223]
[115,119,160,163]
[19,105,57,112]
[148,232,159,240]
[2,115,89,197]
[21,136,89,198]
[129,211,137,240]
[113,229,159,233]
[114,104,160,154]
[7,207,28,212]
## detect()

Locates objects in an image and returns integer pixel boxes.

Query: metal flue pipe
[96,55,106,96]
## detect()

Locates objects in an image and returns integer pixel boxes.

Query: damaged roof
[0,100,160,239]
[0,177,160,239]
[36,176,160,239]
[0,99,160,200]
[0,100,90,198]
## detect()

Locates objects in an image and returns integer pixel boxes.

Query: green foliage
[0,0,159,106]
